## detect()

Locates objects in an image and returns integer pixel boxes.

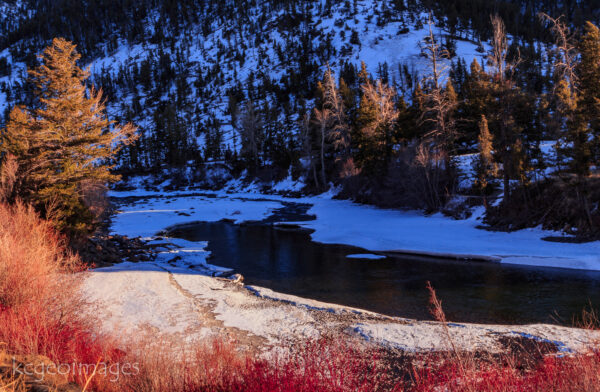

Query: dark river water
[166,207,600,325]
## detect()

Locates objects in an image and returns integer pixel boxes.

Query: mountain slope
[1,0,490,172]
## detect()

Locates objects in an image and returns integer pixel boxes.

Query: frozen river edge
[83,190,600,354]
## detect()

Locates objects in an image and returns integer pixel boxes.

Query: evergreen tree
[557,77,589,176]
[357,61,371,87]
[460,59,493,143]
[1,38,137,234]
[443,78,458,153]
[571,21,600,175]
[487,15,524,203]
[474,115,496,192]
[338,77,355,120]
[353,85,379,174]
[577,22,600,135]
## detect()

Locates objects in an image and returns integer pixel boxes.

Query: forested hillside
[2,0,600,237]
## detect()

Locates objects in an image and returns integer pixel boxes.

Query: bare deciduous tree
[322,67,351,158]
[419,16,457,161]
[361,79,399,167]
[239,101,262,170]
[299,112,319,187]
[539,13,579,172]
[539,13,578,93]
[361,80,399,131]
[419,16,448,91]
[312,107,333,186]
[488,15,509,83]
[410,142,454,210]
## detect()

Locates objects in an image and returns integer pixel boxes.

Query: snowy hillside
[87,4,484,152]
[4,0,599,240]
[0,0,487,167]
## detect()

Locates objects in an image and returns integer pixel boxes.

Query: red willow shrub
[104,333,600,392]
[412,350,600,392]
[411,283,600,392]
[0,202,81,309]
[238,338,403,392]
[0,202,120,388]
[113,337,403,392]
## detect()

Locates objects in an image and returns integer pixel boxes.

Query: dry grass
[0,378,26,392]
[0,360,26,392]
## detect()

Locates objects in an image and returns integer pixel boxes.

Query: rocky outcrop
[74,234,157,268]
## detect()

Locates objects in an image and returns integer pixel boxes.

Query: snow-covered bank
[82,190,600,354]
[111,188,600,271]
[111,193,281,238]
[300,198,600,271]
[85,258,600,355]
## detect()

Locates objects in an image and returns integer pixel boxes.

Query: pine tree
[446,78,458,105]
[462,59,493,131]
[1,38,137,234]
[357,61,370,87]
[338,77,355,117]
[556,76,590,176]
[487,15,523,203]
[1,106,33,160]
[474,115,496,192]
[577,22,600,134]
[443,78,458,153]
[354,86,378,174]
[571,21,600,175]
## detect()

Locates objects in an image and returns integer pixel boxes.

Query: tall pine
[474,115,496,193]
[571,22,600,175]
[1,38,137,234]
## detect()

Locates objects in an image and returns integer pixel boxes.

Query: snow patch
[346,253,386,260]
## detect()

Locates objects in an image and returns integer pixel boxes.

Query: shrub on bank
[0,202,119,389]
[0,202,81,309]
[412,349,600,392]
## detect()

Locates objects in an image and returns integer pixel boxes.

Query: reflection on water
[168,220,600,325]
